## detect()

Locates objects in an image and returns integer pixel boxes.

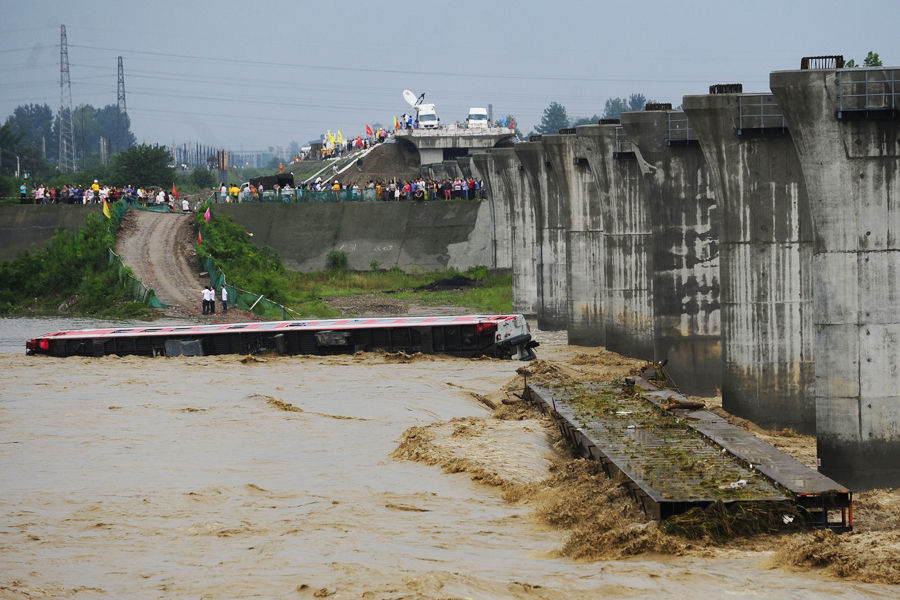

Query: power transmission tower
[58,25,77,173]
[116,56,127,153]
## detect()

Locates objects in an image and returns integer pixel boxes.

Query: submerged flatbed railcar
[25,314,538,360]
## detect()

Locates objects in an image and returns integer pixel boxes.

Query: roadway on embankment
[115,210,253,322]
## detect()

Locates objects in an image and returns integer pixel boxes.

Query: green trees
[602,94,649,120]
[112,144,175,187]
[535,102,570,134]
[6,104,55,161]
[2,102,136,179]
[532,94,656,136]
[0,207,151,317]
[190,167,217,189]
[845,51,883,68]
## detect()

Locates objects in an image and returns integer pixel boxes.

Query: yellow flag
[102,198,111,219]
[327,130,335,146]
[336,130,343,144]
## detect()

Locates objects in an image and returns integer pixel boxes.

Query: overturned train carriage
[26,314,538,361]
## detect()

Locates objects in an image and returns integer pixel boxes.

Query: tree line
[531,94,655,136]
[0,101,222,197]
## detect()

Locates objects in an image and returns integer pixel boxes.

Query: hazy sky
[1,0,896,151]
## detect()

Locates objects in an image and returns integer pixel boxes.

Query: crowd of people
[19,180,183,208]
[217,176,488,204]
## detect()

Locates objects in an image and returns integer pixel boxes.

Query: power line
[67,42,725,85]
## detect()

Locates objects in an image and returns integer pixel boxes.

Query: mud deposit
[1,323,897,598]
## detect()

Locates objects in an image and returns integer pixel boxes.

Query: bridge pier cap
[770,59,900,490]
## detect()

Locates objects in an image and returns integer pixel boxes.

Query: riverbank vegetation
[196,209,512,318]
[0,208,154,318]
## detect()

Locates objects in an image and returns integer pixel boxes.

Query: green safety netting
[198,255,295,321]
[107,248,169,308]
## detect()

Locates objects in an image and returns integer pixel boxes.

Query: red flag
[365,124,373,136]
[198,230,202,244]
[204,207,211,223]
[172,183,179,199]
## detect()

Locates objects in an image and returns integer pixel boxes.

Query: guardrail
[837,67,900,120]
[737,94,787,136]
[614,126,634,157]
[395,125,515,137]
[665,112,699,146]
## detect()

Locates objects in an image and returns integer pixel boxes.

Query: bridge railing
[837,67,900,114]
[395,125,515,137]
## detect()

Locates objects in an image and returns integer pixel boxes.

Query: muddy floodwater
[0,318,896,599]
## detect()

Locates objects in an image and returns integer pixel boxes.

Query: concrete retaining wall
[622,110,722,395]
[216,201,495,273]
[684,92,815,433]
[0,205,99,261]
[772,67,900,489]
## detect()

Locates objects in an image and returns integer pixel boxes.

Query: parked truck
[466,107,489,129]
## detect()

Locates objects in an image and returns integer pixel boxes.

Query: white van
[466,107,489,129]
[416,103,440,129]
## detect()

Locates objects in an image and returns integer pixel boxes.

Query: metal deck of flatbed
[525,380,852,530]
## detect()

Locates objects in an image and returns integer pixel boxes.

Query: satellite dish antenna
[402,90,418,108]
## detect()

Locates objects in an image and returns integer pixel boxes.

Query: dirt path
[116,210,257,323]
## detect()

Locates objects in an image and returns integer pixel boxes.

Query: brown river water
[0,318,895,599]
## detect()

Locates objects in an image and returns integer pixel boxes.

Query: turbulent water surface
[0,318,895,599]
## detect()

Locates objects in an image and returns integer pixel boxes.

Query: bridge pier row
[771,67,900,489]
[483,148,541,316]
[575,123,656,360]
[621,109,722,395]
[515,140,570,330]
[683,92,815,434]
[539,132,606,346]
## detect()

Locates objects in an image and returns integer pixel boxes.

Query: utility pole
[58,25,77,173]
[116,56,127,154]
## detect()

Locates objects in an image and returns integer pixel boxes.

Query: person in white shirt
[220,286,228,313]
[156,190,165,205]
[182,198,190,212]
[201,286,210,314]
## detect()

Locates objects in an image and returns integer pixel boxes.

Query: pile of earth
[334,141,421,186]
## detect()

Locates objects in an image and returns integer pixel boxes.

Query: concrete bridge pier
[576,123,655,360]
[621,108,722,395]
[771,65,900,489]
[467,153,512,271]
[683,90,815,433]
[515,140,569,330]
[541,131,606,346]
[483,147,541,316]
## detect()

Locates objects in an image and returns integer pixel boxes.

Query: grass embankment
[0,205,154,319]
[196,210,512,319]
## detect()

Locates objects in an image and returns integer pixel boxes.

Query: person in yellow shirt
[91,179,100,203]
[228,184,239,203]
